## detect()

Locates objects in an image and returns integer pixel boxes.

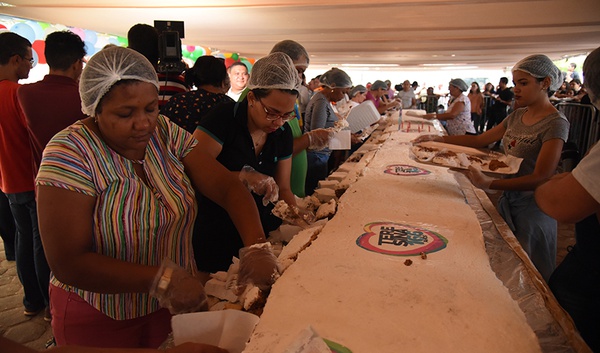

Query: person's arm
[377,98,400,114]
[308,98,331,130]
[47,342,227,353]
[293,134,310,156]
[489,138,564,191]
[423,101,464,121]
[37,185,158,293]
[189,129,266,246]
[535,172,600,223]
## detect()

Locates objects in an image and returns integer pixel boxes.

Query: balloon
[231,53,239,60]
[224,57,235,68]
[32,40,46,64]
[214,53,225,59]
[26,21,44,40]
[39,22,50,30]
[196,47,206,56]
[108,36,120,46]
[70,27,85,40]
[84,30,97,45]
[186,45,196,53]
[240,58,252,71]
[204,47,211,55]
[117,36,128,46]
[84,41,96,56]
[0,24,6,30]
[31,49,39,67]
[10,23,35,42]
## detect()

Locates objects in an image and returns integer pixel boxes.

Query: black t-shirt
[193,100,293,273]
[490,87,514,116]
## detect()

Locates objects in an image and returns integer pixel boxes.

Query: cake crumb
[420,252,427,259]
[404,259,413,266]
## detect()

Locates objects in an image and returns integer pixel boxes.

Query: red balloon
[32,40,46,64]
[224,57,235,68]
[0,24,6,30]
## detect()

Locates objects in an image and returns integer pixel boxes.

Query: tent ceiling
[3,0,600,71]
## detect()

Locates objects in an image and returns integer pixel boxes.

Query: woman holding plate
[413,54,568,282]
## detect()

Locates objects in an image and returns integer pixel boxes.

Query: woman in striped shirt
[35,46,266,350]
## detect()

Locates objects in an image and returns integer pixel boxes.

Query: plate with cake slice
[410,141,522,174]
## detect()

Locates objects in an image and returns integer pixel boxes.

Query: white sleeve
[572,142,600,203]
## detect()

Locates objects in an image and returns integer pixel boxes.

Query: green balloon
[231,53,239,61]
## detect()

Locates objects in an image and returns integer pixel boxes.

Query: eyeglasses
[21,55,35,67]
[258,99,295,122]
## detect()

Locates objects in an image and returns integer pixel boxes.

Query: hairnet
[247,52,301,91]
[350,85,367,97]
[320,68,353,89]
[79,46,159,116]
[370,80,388,91]
[511,54,563,92]
[449,78,469,92]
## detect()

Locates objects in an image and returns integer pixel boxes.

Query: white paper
[345,100,380,133]
[172,310,260,353]
[329,129,351,150]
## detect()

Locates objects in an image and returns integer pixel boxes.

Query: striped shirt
[36,114,197,320]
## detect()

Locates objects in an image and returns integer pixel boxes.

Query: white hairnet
[320,68,352,88]
[511,54,564,92]
[247,52,301,91]
[449,78,468,92]
[79,46,159,116]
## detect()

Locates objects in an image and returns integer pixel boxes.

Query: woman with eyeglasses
[192,52,302,274]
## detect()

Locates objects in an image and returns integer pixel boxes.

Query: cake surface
[243,130,541,353]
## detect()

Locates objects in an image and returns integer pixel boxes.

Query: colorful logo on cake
[356,222,447,256]
[384,164,430,176]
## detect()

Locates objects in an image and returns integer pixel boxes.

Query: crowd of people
[0,23,598,352]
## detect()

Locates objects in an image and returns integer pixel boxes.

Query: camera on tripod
[154,20,186,74]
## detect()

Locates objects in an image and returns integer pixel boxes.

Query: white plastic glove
[411,134,444,144]
[307,128,335,150]
[235,242,280,294]
[149,259,208,314]
[466,165,497,192]
[239,165,279,206]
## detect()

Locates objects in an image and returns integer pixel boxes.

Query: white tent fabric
[2,0,600,71]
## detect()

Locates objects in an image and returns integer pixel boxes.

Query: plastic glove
[150,259,208,314]
[235,242,280,294]
[307,128,335,150]
[239,165,279,206]
[411,134,444,144]
[466,165,497,192]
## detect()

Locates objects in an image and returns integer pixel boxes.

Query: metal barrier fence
[556,102,599,159]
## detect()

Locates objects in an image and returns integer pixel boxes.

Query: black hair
[228,61,248,72]
[500,77,509,84]
[0,32,32,65]
[571,78,582,85]
[45,30,87,71]
[269,40,309,65]
[127,24,159,65]
[185,55,228,88]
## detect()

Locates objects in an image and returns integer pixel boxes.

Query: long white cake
[244,130,541,353]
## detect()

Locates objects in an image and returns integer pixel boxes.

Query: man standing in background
[486,77,514,132]
[0,32,51,321]
[226,61,249,101]
[18,30,87,175]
